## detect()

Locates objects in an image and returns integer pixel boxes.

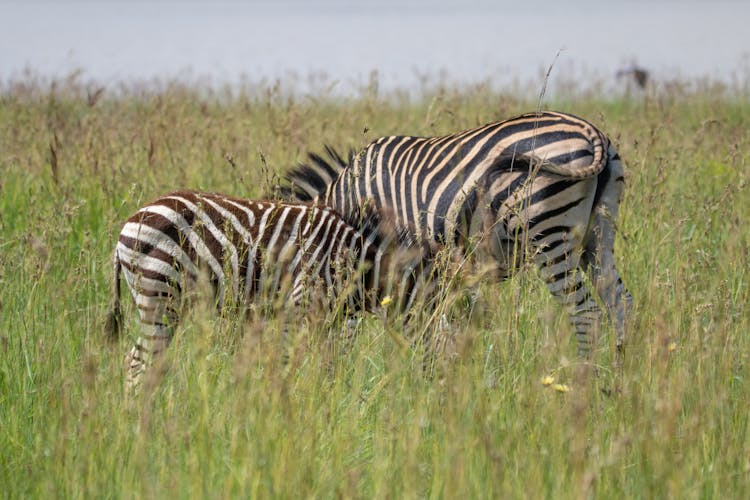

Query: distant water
[1,1,749,95]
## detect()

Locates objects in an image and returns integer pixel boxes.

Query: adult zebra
[106,191,438,391]
[283,111,632,358]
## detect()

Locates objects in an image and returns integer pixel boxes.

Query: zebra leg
[122,269,178,393]
[582,146,633,360]
[493,176,603,356]
[535,244,603,358]
[582,226,632,358]
[125,324,172,393]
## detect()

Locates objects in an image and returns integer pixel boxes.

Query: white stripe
[304,212,337,279]
[244,205,274,300]
[289,208,328,278]
[320,219,347,288]
[165,195,240,300]
[277,208,306,269]
[371,240,389,305]
[222,197,256,228]
[120,269,175,296]
[333,225,354,269]
[265,206,292,254]
[142,202,227,303]
[202,196,255,244]
[117,242,184,282]
[119,222,199,277]
[266,206,298,294]
[316,223,354,298]
[375,135,399,201]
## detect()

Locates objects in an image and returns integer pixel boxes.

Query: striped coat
[284,111,632,357]
[107,191,437,390]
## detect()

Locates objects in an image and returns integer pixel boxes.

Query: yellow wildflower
[552,383,571,393]
[380,296,393,307]
[541,375,555,386]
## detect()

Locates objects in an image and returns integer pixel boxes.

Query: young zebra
[106,191,438,391]
[282,111,633,360]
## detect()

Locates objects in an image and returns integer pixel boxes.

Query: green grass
[1,75,749,498]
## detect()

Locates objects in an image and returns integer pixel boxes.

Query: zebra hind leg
[582,146,633,364]
[125,324,172,394]
[582,219,633,366]
[537,253,604,359]
[580,225,631,393]
[123,280,179,394]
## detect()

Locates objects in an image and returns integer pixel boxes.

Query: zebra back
[111,191,437,332]
[283,111,609,205]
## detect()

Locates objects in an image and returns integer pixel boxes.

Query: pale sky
[1,1,748,94]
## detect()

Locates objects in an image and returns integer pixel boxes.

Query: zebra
[106,191,439,391]
[282,110,633,359]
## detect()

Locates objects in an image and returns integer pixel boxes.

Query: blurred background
[2,0,749,95]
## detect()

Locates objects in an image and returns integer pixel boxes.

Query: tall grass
[1,75,749,498]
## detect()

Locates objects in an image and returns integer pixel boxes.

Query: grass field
[1,74,749,498]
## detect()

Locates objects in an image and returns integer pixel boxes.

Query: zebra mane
[279,145,351,202]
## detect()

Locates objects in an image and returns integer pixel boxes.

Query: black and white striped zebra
[283,110,632,358]
[106,191,438,390]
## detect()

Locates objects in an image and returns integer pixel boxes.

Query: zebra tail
[537,127,608,179]
[104,249,123,342]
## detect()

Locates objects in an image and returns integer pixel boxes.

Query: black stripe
[527,197,585,230]
[539,250,570,268]
[531,225,570,243]
[511,130,588,156]
[545,148,593,165]
[489,173,529,212]
[562,278,585,296]
[528,180,579,207]
[455,187,479,245]
[547,270,572,284]
[539,237,567,253]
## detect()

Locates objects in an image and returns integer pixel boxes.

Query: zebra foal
[283,111,633,359]
[106,191,438,391]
